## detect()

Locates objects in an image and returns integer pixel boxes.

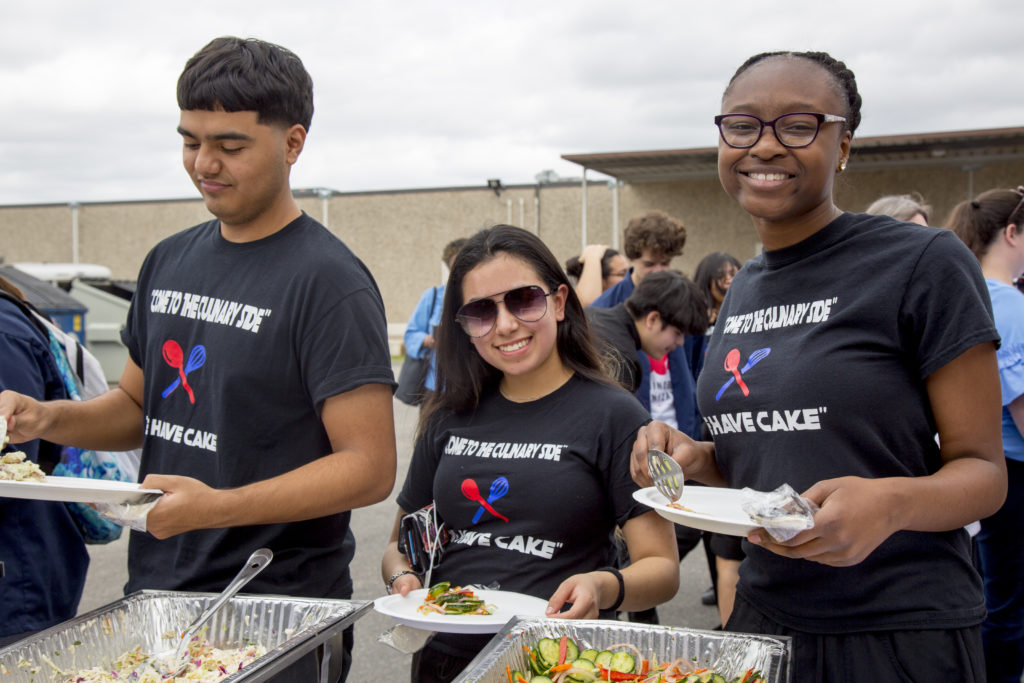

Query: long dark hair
[420,224,612,434]
[694,252,741,312]
[947,187,1024,260]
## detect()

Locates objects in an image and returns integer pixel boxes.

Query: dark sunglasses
[455,285,553,338]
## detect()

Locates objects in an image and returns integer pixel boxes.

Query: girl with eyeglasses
[382,224,679,682]
[693,251,741,328]
[633,51,1005,680]
[948,186,1024,683]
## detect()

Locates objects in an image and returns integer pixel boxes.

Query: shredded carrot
[506,663,513,683]
[549,663,573,673]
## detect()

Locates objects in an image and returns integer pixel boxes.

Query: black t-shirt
[699,212,998,632]
[121,213,394,598]
[586,304,642,392]
[398,374,650,655]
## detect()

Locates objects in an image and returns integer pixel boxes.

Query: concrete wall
[2,157,1022,328]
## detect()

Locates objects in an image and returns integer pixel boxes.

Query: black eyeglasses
[714,112,847,149]
[455,285,553,338]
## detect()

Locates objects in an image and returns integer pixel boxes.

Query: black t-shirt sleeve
[901,229,999,378]
[300,284,396,409]
[397,417,443,515]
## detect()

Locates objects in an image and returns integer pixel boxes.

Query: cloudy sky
[1,0,1021,206]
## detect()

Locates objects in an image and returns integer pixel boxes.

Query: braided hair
[724,51,862,136]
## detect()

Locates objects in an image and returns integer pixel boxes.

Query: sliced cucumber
[531,677,554,683]
[593,650,613,669]
[565,658,599,683]
[536,638,559,668]
[529,646,550,675]
[609,651,635,673]
[579,649,599,662]
[536,636,579,667]
[564,638,580,663]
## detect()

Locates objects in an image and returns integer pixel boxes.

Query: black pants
[727,593,985,682]
[977,457,1024,683]
[269,625,353,682]
[411,645,475,683]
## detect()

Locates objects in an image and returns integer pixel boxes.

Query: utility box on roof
[0,264,88,344]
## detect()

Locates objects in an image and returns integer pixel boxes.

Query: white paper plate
[0,476,162,505]
[374,588,549,634]
[633,486,757,537]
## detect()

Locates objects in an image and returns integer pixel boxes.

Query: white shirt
[647,353,677,428]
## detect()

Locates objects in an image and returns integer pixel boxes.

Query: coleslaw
[61,637,266,682]
[418,581,495,616]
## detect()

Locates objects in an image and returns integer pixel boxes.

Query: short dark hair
[624,270,709,336]
[564,248,623,280]
[725,51,862,136]
[442,238,468,265]
[622,211,687,260]
[421,225,612,431]
[177,36,314,131]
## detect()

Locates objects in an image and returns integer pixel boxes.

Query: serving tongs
[134,548,273,679]
[647,448,684,503]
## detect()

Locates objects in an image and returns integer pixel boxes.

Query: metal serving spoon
[137,548,273,679]
[647,448,684,503]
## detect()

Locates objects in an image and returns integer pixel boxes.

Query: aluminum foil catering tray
[0,590,371,682]
[453,616,791,682]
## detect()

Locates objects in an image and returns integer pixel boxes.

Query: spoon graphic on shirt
[715,347,771,400]
[161,340,196,403]
[162,345,206,400]
[724,348,750,397]
[461,478,509,522]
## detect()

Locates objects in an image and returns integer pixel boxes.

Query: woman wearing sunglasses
[632,51,1005,680]
[382,224,679,682]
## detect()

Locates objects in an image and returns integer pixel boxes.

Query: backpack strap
[0,290,50,341]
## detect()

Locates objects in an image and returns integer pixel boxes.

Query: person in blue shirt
[0,276,89,647]
[403,238,467,400]
[949,186,1024,683]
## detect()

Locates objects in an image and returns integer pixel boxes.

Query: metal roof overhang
[562,127,1024,182]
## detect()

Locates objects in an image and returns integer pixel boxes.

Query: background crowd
[2,35,1022,683]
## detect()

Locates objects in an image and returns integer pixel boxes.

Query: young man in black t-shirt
[0,37,396,682]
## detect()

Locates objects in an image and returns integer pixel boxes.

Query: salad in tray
[418,581,495,616]
[508,635,766,683]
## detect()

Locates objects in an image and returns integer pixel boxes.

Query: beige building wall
[2,157,1022,328]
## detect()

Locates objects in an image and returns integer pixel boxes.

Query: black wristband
[597,566,625,612]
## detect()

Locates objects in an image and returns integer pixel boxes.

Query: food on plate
[60,637,266,682]
[515,635,766,682]
[0,451,46,481]
[418,581,495,616]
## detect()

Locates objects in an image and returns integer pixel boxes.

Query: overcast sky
[1,0,1021,206]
